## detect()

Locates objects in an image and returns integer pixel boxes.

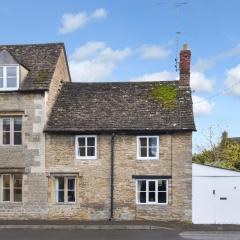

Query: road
[0,229,239,240]
[180,231,240,240]
[0,229,181,240]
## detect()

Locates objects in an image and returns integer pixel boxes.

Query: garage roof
[193,163,240,177]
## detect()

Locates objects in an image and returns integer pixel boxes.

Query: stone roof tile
[45,81,196,132]
[0,43,65,91]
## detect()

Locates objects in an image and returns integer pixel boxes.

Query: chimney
[179,43,191,87]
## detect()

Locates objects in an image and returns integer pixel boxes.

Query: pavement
[0,220,178,230]
[0,220,240,231]
[0,221,239,240]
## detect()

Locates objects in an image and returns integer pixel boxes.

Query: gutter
[110,133,115,221]
[43,128,196,134]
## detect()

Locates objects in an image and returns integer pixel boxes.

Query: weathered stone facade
[45,133,192,221]
[0,92,48,219]
[0,43,70,219]
[47,48,70,116]
[46,134,111,220]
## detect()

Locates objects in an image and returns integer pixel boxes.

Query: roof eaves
[44,127,195,134]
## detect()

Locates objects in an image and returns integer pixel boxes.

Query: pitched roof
[45,81,196,133]
[0,43,67,91]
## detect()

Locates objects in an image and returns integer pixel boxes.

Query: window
[13,174,22,202]
[1,174,22,202]
[136,179,168,204]
[2,175,10,202]
[1,117,22,145]
[56,177,76,203]
[2,118,10,145]
[137,136,159,160]
[0,65,19,90]
[75,135,97,159]
[0,67,3,88]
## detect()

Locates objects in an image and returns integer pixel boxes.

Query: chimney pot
[182,43,189,50]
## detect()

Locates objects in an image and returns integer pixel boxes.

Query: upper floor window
[0,65,19,91]
[137,136,159,160]
[75,135,97,160]
[1,117,22,145]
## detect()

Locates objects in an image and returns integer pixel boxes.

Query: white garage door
[193,176,240,224]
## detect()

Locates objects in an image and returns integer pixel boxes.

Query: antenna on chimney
[175,1,187,72]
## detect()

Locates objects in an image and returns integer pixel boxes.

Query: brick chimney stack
[179,43,191,87]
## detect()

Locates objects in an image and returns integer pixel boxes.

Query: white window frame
[0,65,19,91]
[137,136,159,160]
[75,135,97,160]
[136,179,168,205]
[0,117,22,146]
[55,177,76,204]
[1,174,23,203]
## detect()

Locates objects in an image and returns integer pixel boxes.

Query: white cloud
[225,64,240,96]
[96,47,131,62]
[192,95,214,116]
[138,45,171,60]
[129,70,214,94]
[59,12,88,34]
[193,44,240,72]
[91,8,107,18]
[190,43,240,94]
[218,44,240,59]
[70,60,115,82]
[192,58,215,72]
[70,41,106,61]
[59,8,107,34]
[69,42,131,82]
[69,41,173,82]
[129,71,177,82]
[191,71,214,92]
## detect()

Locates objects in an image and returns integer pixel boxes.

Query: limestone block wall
[46,132,192,222]
[47,49,70,117]
[46,134,111,220]
[0,92,48,219]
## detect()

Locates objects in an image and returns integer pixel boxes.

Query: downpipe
[109,133,115,221]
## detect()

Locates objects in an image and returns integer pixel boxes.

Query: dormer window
[0,65,19,90]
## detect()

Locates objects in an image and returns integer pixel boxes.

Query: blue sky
[1,0,240,152]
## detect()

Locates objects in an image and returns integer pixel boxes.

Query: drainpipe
[109,133,115,221]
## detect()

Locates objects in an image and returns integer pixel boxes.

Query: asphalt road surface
[180,231,240,240]
[0,229,239,240]
[0,229,181,240]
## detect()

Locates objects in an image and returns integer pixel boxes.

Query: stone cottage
[0,42,195,221]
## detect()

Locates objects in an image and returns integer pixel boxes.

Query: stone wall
[47,48,70,117]
[46,134,111,220]
[0,92,48,219]
[46,132,192,221]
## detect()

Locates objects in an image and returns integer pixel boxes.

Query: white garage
[192,163,240,224]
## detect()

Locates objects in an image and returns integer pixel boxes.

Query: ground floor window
[136,179,168,204]
[55,177,76,203]
[1,174,22,202]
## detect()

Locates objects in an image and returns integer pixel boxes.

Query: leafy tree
[193,130,240,170]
